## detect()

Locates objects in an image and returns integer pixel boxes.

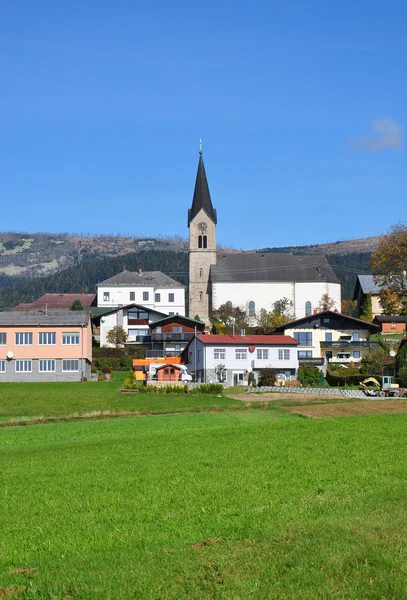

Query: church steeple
[188,149,217,226]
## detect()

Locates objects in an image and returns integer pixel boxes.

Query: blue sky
[0,1,406,249]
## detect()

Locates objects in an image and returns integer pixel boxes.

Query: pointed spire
[188,146,217,226]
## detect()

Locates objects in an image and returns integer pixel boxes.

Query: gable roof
[188,152,217,225]
[196,334,298,345]
[272,310,380,332]
[0,310,91,326]
[373,315,407,323]
[97,270,184,288]
[210,253,340,284]
[12,294,96,311]
[91,303,168,324]
[353,275,381,298]
[150,314,205,329]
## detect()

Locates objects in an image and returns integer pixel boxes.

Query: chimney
[138,268,142,275]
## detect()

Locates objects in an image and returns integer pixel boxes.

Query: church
[188,149,342,326]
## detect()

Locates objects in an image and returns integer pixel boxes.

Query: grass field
[2,381,407,598]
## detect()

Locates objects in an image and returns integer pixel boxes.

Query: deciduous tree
[371,223,407,314]
[319,292,336,311]
[106,326,128,348]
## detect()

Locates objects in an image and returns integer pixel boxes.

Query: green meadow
[1,381,407,598]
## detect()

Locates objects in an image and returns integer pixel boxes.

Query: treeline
[0,250,189,308]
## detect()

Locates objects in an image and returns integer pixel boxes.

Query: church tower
[188,147,217,326]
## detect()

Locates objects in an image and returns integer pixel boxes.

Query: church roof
[188,152,217,225]
[210,253,340,284]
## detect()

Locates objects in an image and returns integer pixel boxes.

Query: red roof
[196,334,298,345]
[12,303,33,311]
[28,294,96,310]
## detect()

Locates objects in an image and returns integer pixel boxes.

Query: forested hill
[0,250,189,309]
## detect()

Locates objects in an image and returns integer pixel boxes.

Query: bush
[123,372,137,389]
[326,366,367,387]
[190,383,223,395]
[91,364,98,374]
[297,365,323,387]
[397,365,407,387]
[92,346,147,371]
[98,374,106,381]
[102,365,112,374]
[257,368,276,387]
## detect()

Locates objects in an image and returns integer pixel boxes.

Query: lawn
[0,378,241,422]
[2,411,407,598]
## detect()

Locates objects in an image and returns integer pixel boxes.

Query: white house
[96,269,185,316]
[183,334,299,386]
[96,304,167,347]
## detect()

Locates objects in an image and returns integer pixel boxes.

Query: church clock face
[198,221,207,234]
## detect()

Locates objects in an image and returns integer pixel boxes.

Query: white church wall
[212,281,341,320]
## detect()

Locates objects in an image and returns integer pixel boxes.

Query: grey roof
[0,310,90,326]
[356,275,381,295]
[210,253,340,284]
[91,304,168,323]
[188,152,217,225]
[151,314,206,328]
[97,270,184,288]
[374,315,407,323]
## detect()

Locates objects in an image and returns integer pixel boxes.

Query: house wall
[100,308,165,346]
[381,321,406,334]
[185,339,298,384]
[212,281,341,319]
[156,367,182,381]
[97,285,185,316]
[0,322,92,382]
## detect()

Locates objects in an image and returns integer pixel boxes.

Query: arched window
[226,301,232,308]
[305,301,312,316]
[274,300,281,314]
[199,292,203,302]
[203,236,207,248]
[248,300,255,316]
[198,236,203,249]
[199,268,203,277]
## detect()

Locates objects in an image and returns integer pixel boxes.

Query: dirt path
[287,400,407,418]
[226,392,342,403]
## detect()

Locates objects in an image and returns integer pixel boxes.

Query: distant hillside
[0,231,377,307]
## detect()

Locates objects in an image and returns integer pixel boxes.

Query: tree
[319,292,336,311]
[341,299,357,317]
[258,368,276,387]
[297,365,322,387]
[397,365,407,387]
[106,326,128,348]
[256,298,294,333]
[70,299,84,311]
[360,348,389,376]
[377,288,402,315]
[359,292,373,322]
[210,304,251,333]
[371,223,407,314]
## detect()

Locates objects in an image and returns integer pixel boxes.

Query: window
[391,322,396,328]
[257,349,269,359]
[170,368,175,375]
[278,349,290,360]
[103,291,110,302]
[293,332,312,346]
[39,360,55,372]
[0,360,5,373]
[203,236,207,248]
[156,326,162,333]
[15,360,32,372]
[199,292,203,302]
[164,368,169,375]
[155,293,161,303]
[143,291,149,301]
[15,332,32,345]
[197,350,201,361]
[352,332,360,342]
[172,326,182,333]
[325,332,332,342]
[62,332,80,345]
[130,292,135,302]
[249,301,255,316]
[274,300,281,313]
[199,268,203,277]
[235,349,247,360]
[168,293,175,303]
[38,332,56,345]
[63,360,79,372]
[0,332,6,345]
[175,344,181,352]
[214,348,226,360]
[353,351,361,359]
[305,301,312,316]
[128,308,149,320]
[298,350,313,359]
[198,236,203,248]
[226,301,232,308]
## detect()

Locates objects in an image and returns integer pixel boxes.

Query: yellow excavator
[360,376,406,398]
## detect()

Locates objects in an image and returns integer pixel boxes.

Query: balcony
[298,357,325,366]
[320,341,380,349]
[151,332,194,342]
[127,335,152,343]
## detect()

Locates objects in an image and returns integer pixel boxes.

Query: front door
[233,372,245,386]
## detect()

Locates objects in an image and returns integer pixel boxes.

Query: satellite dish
[6,351,13,359]
[389,350,396,357]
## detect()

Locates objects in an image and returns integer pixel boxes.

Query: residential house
[148,315,205,357]
[96,269,185,316]
[272,310,380,370]
[0,311,92,382]
[182,334,299,385]
[373,315,407,334]
[353,275,382,318]
[93,304,167,347]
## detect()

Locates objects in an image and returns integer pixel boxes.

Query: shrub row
[92,346,147,371]
[122,373,223,395]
